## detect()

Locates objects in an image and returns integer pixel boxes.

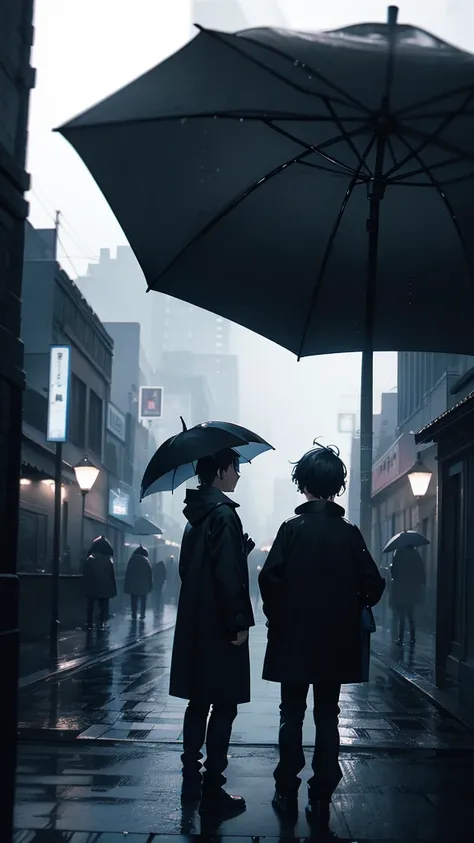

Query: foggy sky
[26,1,470,540]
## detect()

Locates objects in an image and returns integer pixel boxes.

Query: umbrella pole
[359,4,398,547]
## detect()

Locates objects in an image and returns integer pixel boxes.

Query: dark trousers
[397,606,415,641]
[87,597,108,627]
[131,594,147,618]
[274,682,342,799]
[182,700,238,790]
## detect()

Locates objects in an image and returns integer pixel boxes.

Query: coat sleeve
[208,508,254,635]
[258,523,287,623]
[350,525,386,606]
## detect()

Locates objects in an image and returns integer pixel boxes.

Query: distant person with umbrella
[139,419,273,812]
[384,531,427,645]
[259,444,385,833]
[124,545,153,620]
[82,536,117,630]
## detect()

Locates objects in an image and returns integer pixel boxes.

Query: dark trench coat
[82,538,117,601]
[124,547,153,596]
[259,500,385,686]
[169,486,255,705]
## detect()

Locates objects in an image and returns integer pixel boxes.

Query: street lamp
[407,456,432,499]
[74,457,100,557]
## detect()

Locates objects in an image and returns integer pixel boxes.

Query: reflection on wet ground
[15,741,474,840]
[18,615,474,750]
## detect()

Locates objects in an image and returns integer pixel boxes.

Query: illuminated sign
[47,346,71,442]
[108,482,133,523]
[139,386,163,421]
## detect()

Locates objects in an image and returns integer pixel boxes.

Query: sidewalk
[372,615,474,730]
[19,602,177,688]
[18,610,474,751]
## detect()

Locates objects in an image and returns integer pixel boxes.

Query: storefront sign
[139,386,163,421]
[107,402,126,442]
[47,345,71,442]
[372,433,417,497]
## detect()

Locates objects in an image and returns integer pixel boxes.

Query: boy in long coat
[169,448,254,811]
[259,444,385,832]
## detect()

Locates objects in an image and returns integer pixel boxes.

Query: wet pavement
[18,610,474,750]
[15,741,474,839]
[20,603,177,688]
[16,609,474,838]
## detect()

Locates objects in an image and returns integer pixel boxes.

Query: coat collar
[294,499,345,518]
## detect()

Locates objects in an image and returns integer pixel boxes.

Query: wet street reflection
[15,613,474,840]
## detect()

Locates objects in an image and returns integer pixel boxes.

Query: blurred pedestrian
[259,444,385,833]
[390,546,426,645]
[124,545,153,620]
[82,536,117,630]
[169,448,254,812]
[152,558,167,606]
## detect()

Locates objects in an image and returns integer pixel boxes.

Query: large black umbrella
[383,530,429,553]
[57,7,474,539]
[141,419,273,497]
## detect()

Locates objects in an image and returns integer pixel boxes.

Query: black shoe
[140,614,146,620]
[131,614,137,621]
[305,795,331,829]
[272,789,298,816]
[200,787,246,813]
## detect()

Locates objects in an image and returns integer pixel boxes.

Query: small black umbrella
[141,419,273,497]
[383,530,429,553]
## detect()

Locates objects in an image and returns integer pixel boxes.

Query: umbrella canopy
[58,17,474,358]
[57,9,474,540]
[383,530,429,553]
[141,420,273,497]
[131,517,163,536]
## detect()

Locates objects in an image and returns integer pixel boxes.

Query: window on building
[88,390,103,457]
[69,375,87,447]
[17,508,48,572]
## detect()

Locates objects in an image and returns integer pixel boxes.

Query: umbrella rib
[147,148,314,289]
[394,130,474,288]
[196,26,370,114]
[395,83,474,117]
[264,120,365,178]
[297,134,377,360]
[391,171,474,187]
[384,89,474,179]
[322,97,372,176]
[297,160,363,178]
[387,155,467,183]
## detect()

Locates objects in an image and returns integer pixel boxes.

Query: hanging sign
[47,345,71,442]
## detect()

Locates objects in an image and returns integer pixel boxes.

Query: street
[15,610,474,840]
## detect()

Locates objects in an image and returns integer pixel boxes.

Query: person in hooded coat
[152,558,167,606]
[82,536,117,629]
[390,545,426,645]
[124,545,153,619]
[169,447,255,811]
[259,445,385,832]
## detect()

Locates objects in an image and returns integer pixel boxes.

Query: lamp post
[407,456,433,499]
[74,457,100,560]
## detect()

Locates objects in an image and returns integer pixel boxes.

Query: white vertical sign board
[47,346,71,442]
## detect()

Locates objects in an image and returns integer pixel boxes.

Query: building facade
[0,1,35,835]
[371,352,474,634]
[415,390,474,692]
[21,223,114,570]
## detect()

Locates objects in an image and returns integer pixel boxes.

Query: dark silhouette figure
[124,545,153,619]
[82,536,117,630]
[259,444,385,833]
[152,558,167,606]
[390,546,426,645]
[169,448,254,814]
